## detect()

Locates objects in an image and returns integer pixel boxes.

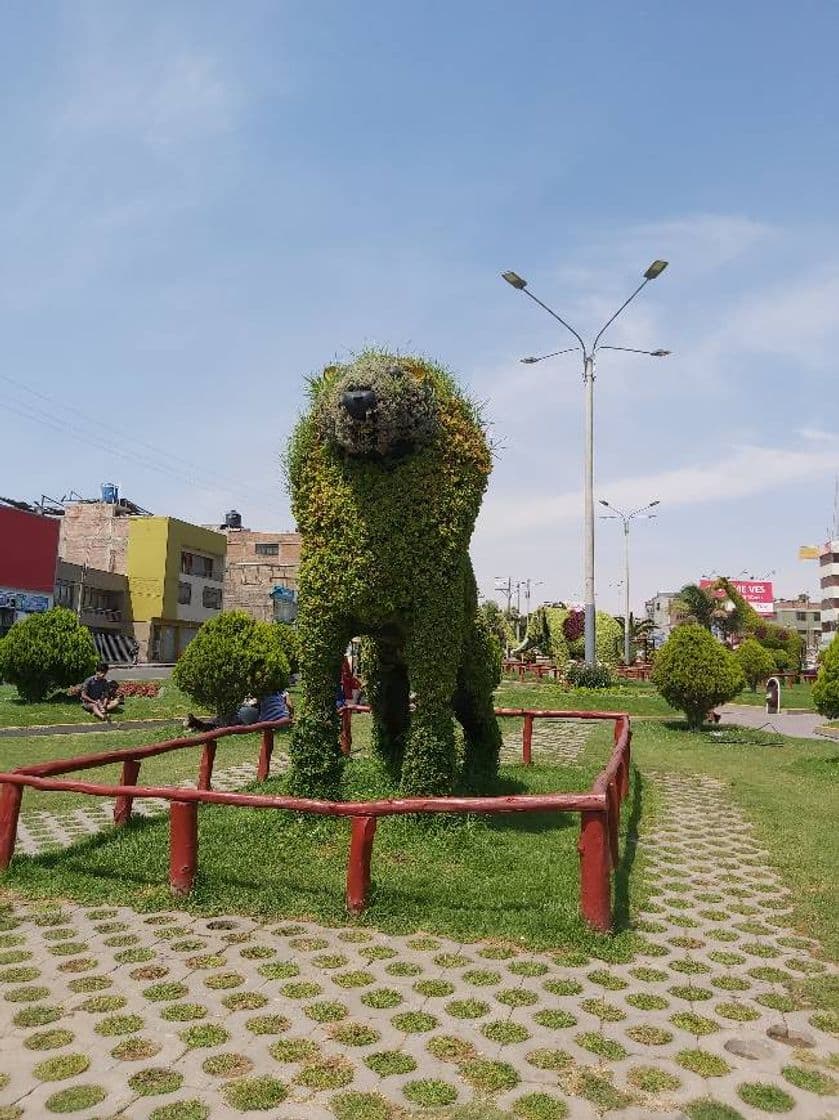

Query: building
[820,540,839,647]
[773,595,822,659]
[0,500,59,636]
[54,560,130,662]
[59,492,226,662]
[645,591,679,640]
[211,511,301,624]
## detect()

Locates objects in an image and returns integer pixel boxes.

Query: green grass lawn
[498,677,676,716]
[0,727,277,819]
[4,720,646,959]
[731,681,815,709]
[2,677,837,973]
[0,680,195,728]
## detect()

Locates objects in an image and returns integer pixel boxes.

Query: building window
[815,612,821,621]
[255,542,279,556]
[796,611,806,621]
[178,581,192,605]
[55,580,76,609]
[181,551,220,580]
[202,586,222,609]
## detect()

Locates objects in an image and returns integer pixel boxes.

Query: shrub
[273,623,301,676]
[565,662,613,689]
[772,650,789,671]
[652,624,744,729]
[813,634,839,719]
[562,610,584,643]
[173,612,290,718]
[735,639,776,692]
[0,608,98,702]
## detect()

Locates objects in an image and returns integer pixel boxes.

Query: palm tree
[613,614,657,661]
[672,584,716,630]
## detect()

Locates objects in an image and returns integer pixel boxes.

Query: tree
[613,613,656,662]
[173,612,290,720]
[735,638,776,692]
[652,623,745,729]
[672,584,716,630]
[478,599,513,653]
[813,634,839,719]
[0,608,99,702]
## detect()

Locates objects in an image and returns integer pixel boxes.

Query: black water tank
[225,510,242,529]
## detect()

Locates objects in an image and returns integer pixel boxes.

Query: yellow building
[126,517,227,662]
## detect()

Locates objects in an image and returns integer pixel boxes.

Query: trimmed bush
[735,639,776,692]
[652,624,744,729]
[0,608,98,702]
[172,612,289,719]
[813,633,839,718]
[273,623,300,676]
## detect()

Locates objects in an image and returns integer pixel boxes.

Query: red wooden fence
[0,709,631,932]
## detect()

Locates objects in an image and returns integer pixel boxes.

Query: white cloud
[476,442,839,539]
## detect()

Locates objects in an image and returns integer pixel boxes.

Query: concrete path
[718,704,832,741]
[0,745,836,1117]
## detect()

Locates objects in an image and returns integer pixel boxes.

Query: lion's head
[312,353,441,459]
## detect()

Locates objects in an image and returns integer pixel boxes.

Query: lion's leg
[399,591,463,798]
[454,615,503,792]
[288,607,351,800]
[363,637,410,784]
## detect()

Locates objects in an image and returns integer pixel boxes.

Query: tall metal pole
[583,354,596,666]
[623,520,631,666]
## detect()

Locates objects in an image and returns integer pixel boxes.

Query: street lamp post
[599,499,660,666]
[502,261,670,666]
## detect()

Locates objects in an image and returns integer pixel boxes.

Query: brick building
[213,513,301,623]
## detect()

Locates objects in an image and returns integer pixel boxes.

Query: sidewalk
[718,704,832,741]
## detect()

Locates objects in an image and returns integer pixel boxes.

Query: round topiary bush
[0,607,98,702]
[652,624,744,729]
[285,350,502,800]
[813,634,839,719]
[734,638,777,692]
[172,612,290,720]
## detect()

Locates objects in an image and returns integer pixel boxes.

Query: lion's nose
[341,389,377,420]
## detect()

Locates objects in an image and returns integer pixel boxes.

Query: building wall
[220,529,300,622]
[54,560,128,632]
[773,598,822,655]
[125,518,226,662]
[59,502,131,574]
[820,540,839,646]
[0,506,60,593]
[645,591,678,638]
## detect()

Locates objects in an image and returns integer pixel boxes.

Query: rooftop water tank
[225,509,242,529]
[101,483,119,504]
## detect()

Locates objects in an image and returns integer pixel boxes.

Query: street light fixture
[599,498,661,666]
[501,261,670,665]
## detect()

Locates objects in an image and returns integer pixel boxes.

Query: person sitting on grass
[80,663,122,722]
[184,690,292,733]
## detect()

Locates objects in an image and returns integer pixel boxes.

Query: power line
[0,371,289,512]
[2,396,290,521]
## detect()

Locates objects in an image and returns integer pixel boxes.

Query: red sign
[699,579,774,616]
[0,507,59,593]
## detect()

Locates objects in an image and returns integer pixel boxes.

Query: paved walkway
[0,718,181,740]
[718,704,831,741]
[0,742,836,1117]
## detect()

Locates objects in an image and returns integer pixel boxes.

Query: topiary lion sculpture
[285,351,502,800]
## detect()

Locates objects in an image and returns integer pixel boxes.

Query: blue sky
[2,1,838,612]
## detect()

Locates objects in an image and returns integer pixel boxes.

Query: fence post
[198,743,217,791]
[113,760,141,826]
[169,801,198,896]
[606,782,620,868]
[346,815,377,914]
[522,713,534,766]
[257,730,274,781]
[578,810,611,932]
[339,707,352,756]
[0,784,23,870]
